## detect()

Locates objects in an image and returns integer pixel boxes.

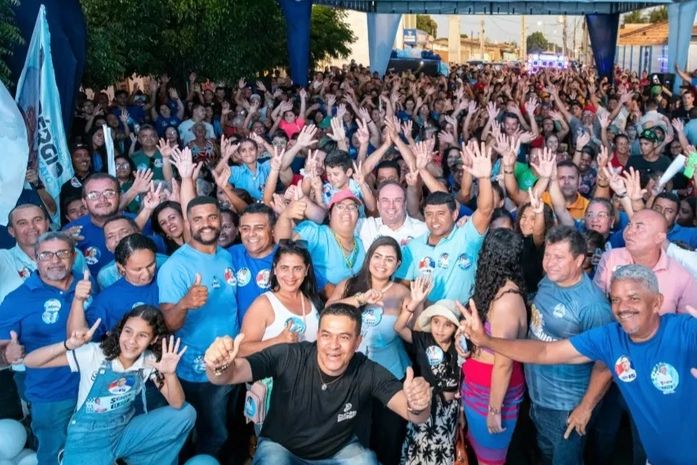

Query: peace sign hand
[147,335,187,375]
[65,319,102,350]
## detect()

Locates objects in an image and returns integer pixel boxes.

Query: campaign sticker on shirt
[438,253,450,269]
[131,301,145,309]
[224,267,237,286]
[236,268,251,287]
[70,177,82,188]
[425,345,445,366]
[108,377,134,395]
[456,253,472,270]
[17,266,30,279]
[285,316,306,334]
[211,276,221,289]
[153,158,164,168]
[361,306,384,330]
[256,269,270,289]
[418,256,435,274]
[84,246,101,265]
[651,362,679,394]
[42,299,61,324]
[552,304,566,318]
[614,355,637,382]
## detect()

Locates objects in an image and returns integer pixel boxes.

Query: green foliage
[622,10,648,24]
[80,0,355,89]
[526,31,552,53]
[0,0,24,88]
[416,14,438,37]
[648,6,668,23]
[622,7,667,25]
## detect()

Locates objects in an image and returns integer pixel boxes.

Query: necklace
[317,364,345,391]
[331,230,358,269]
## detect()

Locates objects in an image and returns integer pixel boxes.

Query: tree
[80,0,355,89]
[0,0,24,87]
[416,14,438,37]
[622,10,648,24]
[648,6,668,23]
[526,31,551,53]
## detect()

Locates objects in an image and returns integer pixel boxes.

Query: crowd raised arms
[1,62,697,465]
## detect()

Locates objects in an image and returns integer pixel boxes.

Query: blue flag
[15,4,73,222]
[0,80,29,226]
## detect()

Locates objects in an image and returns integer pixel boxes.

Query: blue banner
[15,4,73,221]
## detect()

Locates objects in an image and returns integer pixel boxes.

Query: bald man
[594,208,697,313]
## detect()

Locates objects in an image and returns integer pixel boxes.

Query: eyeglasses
[333,203,359,213]
[278,239,308,249]
[37,249,73,262]
[115,162,130,169]
[85,189,118,201]
[585,212,610,220]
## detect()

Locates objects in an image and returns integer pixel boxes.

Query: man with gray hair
[460,264,697,465]
[0,231,88,465]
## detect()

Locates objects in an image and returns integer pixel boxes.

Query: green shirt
[515,162,538,191]
[131,150,164,180]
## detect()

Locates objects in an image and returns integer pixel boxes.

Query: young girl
[24,305,195,465]
[395,278,461,465]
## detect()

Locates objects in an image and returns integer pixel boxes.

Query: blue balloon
[0,419,26,459]
[184,455,220,465]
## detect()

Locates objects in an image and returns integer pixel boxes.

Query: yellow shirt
[541,192,589,220]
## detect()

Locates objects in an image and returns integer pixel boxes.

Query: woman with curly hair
[460,228,528,465]
[24,305,196,465]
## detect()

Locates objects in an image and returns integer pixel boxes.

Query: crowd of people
[1,60,697,465]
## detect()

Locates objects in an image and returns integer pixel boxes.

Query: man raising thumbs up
[158,196,240,458]
[205,303,432,465]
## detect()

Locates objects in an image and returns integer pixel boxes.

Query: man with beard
[0,232,87,465]
[158,196,240,459]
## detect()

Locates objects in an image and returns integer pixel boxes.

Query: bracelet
[213,363,230,376]
[616,192,627,198]
[63,340,71,351]
[488,405,501,415]
[503,169,514,175]
[355,292,365,305]
[407,405,426,415]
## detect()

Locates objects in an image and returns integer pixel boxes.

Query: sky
[432,15,588,47]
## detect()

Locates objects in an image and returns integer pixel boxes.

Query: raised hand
[414,141,433,170]
[531,147,555,179]
[352,160,366,185]
[463,141,493,179]
[358,107,371,123]
[171,147,201,179]
[621,167,646,201]
[486,102,499,121]
[603,166,627,196]
[269,145,285,172]
[672,117,685,133]
[132,168,154,195]
[285,187,308,220]
[65,319,102,351]
[296,124,318,149]
[204,333,244,373]
[119,109,130,124]
[356,119,370,146]
[598,113,610,129]
[238,78,247,89]
[525,96,539,116]
[528,187,544,214]
[328,117,346,143]
[148,335,187,375]
[212,164,232,189]
[410,274,433,305]
[182,273,208,310]
[575,131,591,150]
[157,138,173,159]
[168,178,181,203]
[438,130,455,147]
[457,299,487,347]
[75,270,92,302]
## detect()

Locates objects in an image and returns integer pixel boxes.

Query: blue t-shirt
[157,244,240,382]
[228,244,276,322]
[229,160,272,201]
[96,253,169,290]
[0,272,81,402]
[294,221,365,290]
[396,220,485,302]
[86,276,160,338]
[571,314,697,465]
[155,115,181,137]
[526,274,613,410]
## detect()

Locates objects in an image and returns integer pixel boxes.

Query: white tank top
[261,291,319,343]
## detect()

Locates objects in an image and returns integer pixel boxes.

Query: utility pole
[562,14,568,56]
[572,17,577,60]
[581,18,589,64]
[479,18,485,60]
[520,16,527,60]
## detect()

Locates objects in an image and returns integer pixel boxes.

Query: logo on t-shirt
[70,177,82,188]
[614,355,637,382]
[456,253,472,270]
[137,163,149,172]
[236,267,251,286]
[108,377,134,395]
[552,304,566,318]
[211,276,221,289]
[84,246,101,265]
[418,256,435,274]
[42,299,61,324]
[337,402,357,422]
[193,355,207,374]
[438,253,450,269]
[529,305,557,343]
[425,345,445,366]
[651,362,679,394]
[224,267,237,286]
[153,158,164,168]
[256,269,270,289]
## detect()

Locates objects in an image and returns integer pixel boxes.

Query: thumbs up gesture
[4,331,25,364]
[403,367,432,415]
[182,273,208,310]
[75,270,92,302]
[204,333,245,375]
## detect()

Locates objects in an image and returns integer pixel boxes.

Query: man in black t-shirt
[205,303,432,464]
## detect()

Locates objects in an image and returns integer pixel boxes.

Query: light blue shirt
[229,160,271,201]
[158,244,240,382]
[526,274,613,410]
[294,221,365,290]
[396,220,485,302]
